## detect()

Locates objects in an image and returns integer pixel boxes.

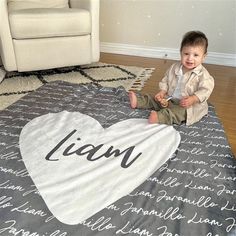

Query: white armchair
[0,0,100,72]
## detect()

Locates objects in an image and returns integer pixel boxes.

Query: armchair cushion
[9,8,91,39]
[0,0,100,72]
[7,0,69,11]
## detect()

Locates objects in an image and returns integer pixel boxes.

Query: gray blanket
[0,81,235,236]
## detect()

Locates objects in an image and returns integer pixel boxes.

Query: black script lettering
[101,146,142,168]
[63,142,104,160]
[46,129,77,161]
[45,129,142,168]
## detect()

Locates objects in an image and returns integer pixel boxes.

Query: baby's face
[181,45,206,71]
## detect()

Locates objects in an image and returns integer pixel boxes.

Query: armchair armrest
[0,0,17,71]
[70,0,100,62]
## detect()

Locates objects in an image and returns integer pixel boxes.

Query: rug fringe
[129,68,155,91]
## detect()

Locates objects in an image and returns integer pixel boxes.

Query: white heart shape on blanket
[20,111,180,225]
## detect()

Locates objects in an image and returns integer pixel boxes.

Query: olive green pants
[136,94,186,125]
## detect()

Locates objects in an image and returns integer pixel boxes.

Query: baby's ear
[203,53,207,61]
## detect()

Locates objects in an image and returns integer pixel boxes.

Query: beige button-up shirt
[159,62,214,125]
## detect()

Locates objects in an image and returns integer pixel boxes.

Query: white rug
[0,66,6,84]
[0,62,154,110]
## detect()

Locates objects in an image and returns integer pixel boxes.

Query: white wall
[100,0,236,66]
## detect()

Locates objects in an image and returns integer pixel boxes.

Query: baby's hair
[180,31,208,54]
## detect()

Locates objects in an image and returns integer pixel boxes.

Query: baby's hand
[154,90,166,102]
[180,95,199,108]
[160,98,169,107]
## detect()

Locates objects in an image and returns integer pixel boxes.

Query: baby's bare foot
[129,91,137,108]
[148,111,159,124]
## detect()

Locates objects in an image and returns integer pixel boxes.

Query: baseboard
[100,42,236,67]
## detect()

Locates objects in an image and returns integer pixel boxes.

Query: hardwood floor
[100,52,236,156]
